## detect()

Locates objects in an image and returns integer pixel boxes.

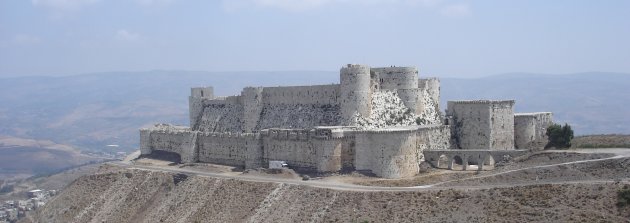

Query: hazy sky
[1,0,629,78]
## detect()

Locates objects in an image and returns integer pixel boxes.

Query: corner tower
[340,64,372,126]
[189,87,214,130]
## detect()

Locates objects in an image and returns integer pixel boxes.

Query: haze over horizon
[1,0,629,78]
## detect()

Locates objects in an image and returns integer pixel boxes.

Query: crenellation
[140,63,555,179]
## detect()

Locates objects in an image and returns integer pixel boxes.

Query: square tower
[447,100,515,150]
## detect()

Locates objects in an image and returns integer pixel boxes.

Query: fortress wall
[145,129,199,163]
[147,131,186,154]
[256,104,341,130]
[372,67,419,90]
[242,87,264,133]
[396,89,424,115]
[416,125,451,160]
[244,135,263,169]
[447,100,515,150]
[340,137,356,170]
[189,97,204,129]
[313,138,344,172]
[252,85,342,130]
[260,129,318,171]
[189,87,215,129]
[418,78,441,115]
[447,102,492,150]
[261,84,340,105]
[354,129,420,178]
[514,115,535,150]
[197,133,255,167]
[196,96,244,132]
[489,101,515,150]
[514,112,553,150]
[139,129,152,155]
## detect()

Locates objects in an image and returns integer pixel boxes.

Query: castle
[139,64,554,178]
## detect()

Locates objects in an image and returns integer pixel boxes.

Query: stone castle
[139,64,554,178]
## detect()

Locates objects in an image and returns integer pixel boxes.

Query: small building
[27,189,45,199]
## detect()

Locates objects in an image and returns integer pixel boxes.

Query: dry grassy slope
[572,135,630,148]
[0,164,101,202]
[26,167,630,223]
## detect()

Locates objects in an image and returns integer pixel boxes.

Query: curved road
[111,148,630,192]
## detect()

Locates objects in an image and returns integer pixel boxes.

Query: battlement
[191,87,214,98]
[200,131,259,139]
[448,100,515,105]
[142,124,190,133]
[342,63,370,70]
[203,95,241,105]
[515,112,553,117]
[371,66,418,75]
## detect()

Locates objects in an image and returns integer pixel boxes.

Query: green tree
[545,123,574,149]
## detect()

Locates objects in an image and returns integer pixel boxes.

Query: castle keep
[140,64,554,178]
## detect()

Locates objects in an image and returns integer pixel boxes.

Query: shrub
[617,186,630,207]
[545,123,574,149]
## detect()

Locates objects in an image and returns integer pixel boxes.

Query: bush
[617,186,630,207]
[545,123,574,149]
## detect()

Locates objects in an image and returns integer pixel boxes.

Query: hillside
[0,71,627,152]
[0,136,101,180]
[23,164,630,223]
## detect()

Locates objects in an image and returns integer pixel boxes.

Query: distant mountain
[0,71,627,152]
[0,71,338,152]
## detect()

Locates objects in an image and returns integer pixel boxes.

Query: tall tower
[189,87,214,130]
[372,66,422,115]
[340,64,372,126]
[241,87,264,133]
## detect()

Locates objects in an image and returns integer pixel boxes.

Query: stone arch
[466,155,479,171]
[437,154,449,169]
[480,154,496,171]
[450,155,463,170]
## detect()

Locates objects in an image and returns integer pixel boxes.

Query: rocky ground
[21,165,630,223]
[17,149,630,222]
[0,164,100,202]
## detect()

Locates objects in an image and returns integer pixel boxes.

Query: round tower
[340,64,371,126]
[374,67,418,90]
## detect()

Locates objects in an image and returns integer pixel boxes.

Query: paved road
[111,148,630,192]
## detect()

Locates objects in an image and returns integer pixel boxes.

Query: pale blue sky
[1,0,629,77]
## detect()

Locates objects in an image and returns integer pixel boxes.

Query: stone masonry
[140,64,554,178]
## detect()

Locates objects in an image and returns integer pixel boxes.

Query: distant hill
[0,136,100,179]
[0,71,627,152]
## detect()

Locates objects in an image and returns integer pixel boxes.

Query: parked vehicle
[269,161,289,169]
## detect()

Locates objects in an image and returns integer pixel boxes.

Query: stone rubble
[355,91,439,130]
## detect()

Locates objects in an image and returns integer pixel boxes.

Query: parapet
[142,123,191,134]
[448,100,515,106]
[515,112,553,117]
[340,64,371,74]
[371,66,419,90]
[191,87,214,98]
[371,66,418,75]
